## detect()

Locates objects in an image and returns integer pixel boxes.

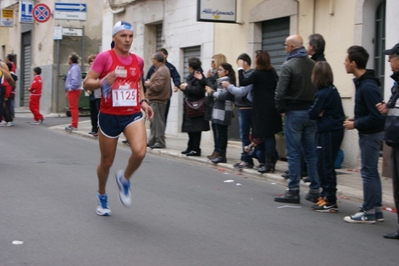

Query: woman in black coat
[178,57,210,156]
[237,50,282,172]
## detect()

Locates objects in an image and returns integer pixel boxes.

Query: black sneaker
[253,163,265,171]
[274,189,300,204]
[312,200,339,213]
[376,212,384,222]
[281,173,289,179]
[305,191,319,203]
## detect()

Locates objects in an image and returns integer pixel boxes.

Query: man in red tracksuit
[29,67,44,124]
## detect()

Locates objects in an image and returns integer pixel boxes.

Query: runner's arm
[83,69,101,91]
[139,78,154,120]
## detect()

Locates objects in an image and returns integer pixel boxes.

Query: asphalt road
[1,117,398,266]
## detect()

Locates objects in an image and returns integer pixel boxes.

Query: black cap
[383,43,399,55]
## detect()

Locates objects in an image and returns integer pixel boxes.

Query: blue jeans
[238,109,253,163]
[284,110,319,190]
[359,132,384,211]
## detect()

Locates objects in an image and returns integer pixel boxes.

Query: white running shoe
[96,193,111,216]
[115,170,131,207]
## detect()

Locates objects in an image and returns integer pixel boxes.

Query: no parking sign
[32,3,51,23]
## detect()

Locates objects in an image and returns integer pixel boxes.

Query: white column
[102,5,114,52]
[384,0,399,100]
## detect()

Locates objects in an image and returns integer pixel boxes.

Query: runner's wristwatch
[140,99,149,105]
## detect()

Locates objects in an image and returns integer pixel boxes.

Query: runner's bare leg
[97,131,118,194]
[123,119,147,180]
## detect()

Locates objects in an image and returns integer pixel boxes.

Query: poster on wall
[197,0,237,23]
[1,9,13,27]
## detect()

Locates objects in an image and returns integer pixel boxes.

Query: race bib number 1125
[112,89,137,107]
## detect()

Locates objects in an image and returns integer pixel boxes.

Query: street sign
[54,2,87,21]
[32,3,51,23]
[19,1,33,23]
[1,9,14,27]
[197,0,237,23]
[62,28,83,37]
[54,26,63,40]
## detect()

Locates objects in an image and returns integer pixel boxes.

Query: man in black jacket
[274,35,319,204]
[343,45,385,224]
[307,33,326,62]
[377,42,399,238]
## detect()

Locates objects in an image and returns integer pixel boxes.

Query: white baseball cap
[112,21,134,36]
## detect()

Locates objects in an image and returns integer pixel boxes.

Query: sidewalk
[46,117,396,209]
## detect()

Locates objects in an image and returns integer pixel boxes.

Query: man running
[83,21,153,216]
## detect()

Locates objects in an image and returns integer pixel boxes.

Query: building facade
[0,0,103,114]
[1,0,398,168]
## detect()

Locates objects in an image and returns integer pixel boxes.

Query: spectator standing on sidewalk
[0,62,17,126]
[343,45,385,224]
[147,48,181,128]
[307,33,326,62]
[6,54,16,73]
[308,61,345,213]
[178,57,209,156]
[223,53,254,170]
[0,60,15,126]
[274,35,319,204]
[83,21,153,216]
[65,53,82,131]
[86,54,101,136]
[284,33,327,181]
[144,52,171,149]
[6,61,17,119]
[377,42,399,238]
[28,67,44,124]
[205,54,227,160]
[206,63,236,164]
[234,50,281,174]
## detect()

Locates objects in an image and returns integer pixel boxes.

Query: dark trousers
[212,122,219,152]
[216,124,228,157]
[316,129,344,204]
[89,99,100,132]
[4,96,13,122]
[0,87,12,122]
[187,132,202,152]
[391,147,399,224]
[164,90,172,128]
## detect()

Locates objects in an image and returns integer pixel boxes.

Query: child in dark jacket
[308,61,345,212]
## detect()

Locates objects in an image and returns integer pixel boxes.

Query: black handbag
[185,97,205,117]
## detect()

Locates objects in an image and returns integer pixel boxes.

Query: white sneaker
[96,193,111,216]
[0,121,6,127]
[6,122,14,127]
[115,170,131,207]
